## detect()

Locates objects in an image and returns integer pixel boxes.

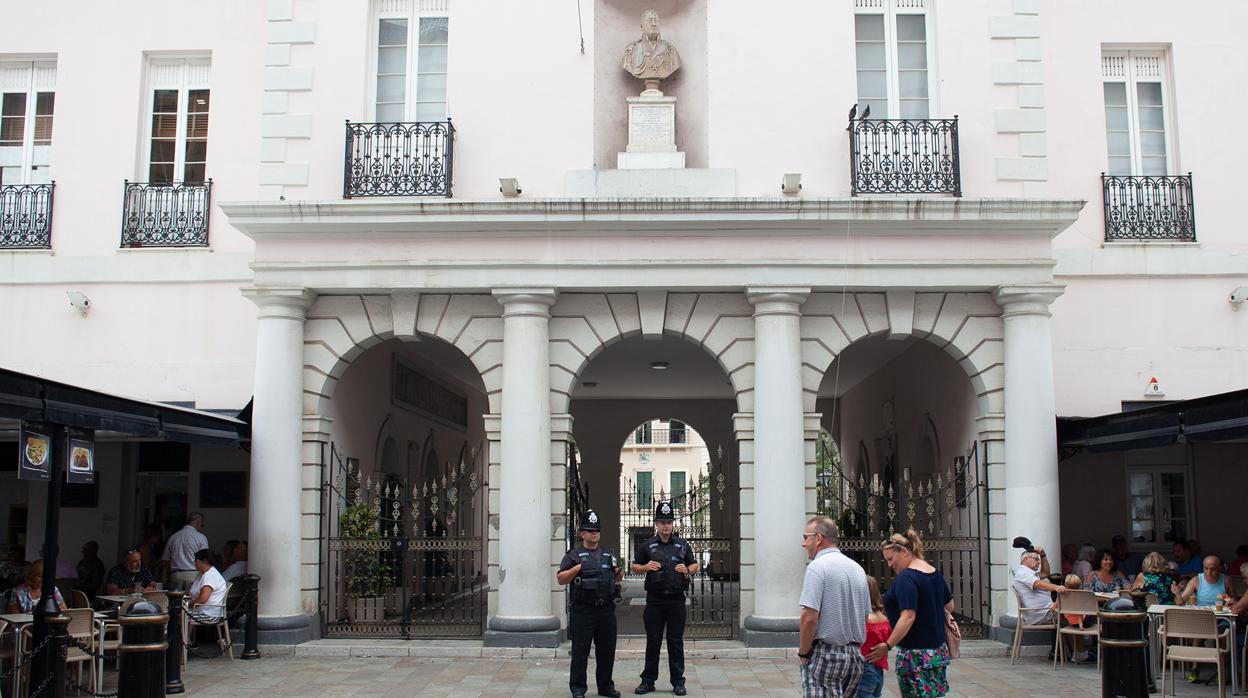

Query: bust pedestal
[619,93,685,169]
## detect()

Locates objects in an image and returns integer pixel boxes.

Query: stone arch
[547,292,756,415]
[301,293,503,417]
[800,292,1004,419]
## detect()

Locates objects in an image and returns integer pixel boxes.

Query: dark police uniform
[634,501,697,695]
[559,509,621,698]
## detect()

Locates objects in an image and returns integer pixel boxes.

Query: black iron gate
[619,444,739,639]
[323,440,487,638]
[816,433,989,638]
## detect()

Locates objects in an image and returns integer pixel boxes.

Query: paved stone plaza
[132,642,1231,697]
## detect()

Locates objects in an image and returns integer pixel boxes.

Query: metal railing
[343,119,454,198]
[1102,173,1195,242]
[120,180,212,247]
[0,182,54,248]
[624,427,688,446]
[849,112,961,196]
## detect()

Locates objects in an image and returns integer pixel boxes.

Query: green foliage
[339,498,392,598]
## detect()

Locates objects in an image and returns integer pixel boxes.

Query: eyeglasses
[803,533,821,540]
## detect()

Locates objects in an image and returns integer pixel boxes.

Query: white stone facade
[1,1,1246,645]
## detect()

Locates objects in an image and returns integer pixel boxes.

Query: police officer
[558,509,624,698]
[631,501,699,696]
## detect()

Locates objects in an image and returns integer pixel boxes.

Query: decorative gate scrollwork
[323,440,487,638]
[619,444,739,639]
[817,433,989,638]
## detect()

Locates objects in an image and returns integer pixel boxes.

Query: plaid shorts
[801,641,865,698]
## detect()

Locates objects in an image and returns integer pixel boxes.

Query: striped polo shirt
[799,546,871,646]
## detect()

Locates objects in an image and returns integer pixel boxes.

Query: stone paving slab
[147,651,1230,697]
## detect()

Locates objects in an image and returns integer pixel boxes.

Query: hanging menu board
[65,427,94,484]
[18,421,52,481]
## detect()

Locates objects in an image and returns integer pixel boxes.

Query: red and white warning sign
[1145,377,1165,397]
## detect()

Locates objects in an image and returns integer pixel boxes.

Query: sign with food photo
[19,421,52,481]
[66,428,95,484]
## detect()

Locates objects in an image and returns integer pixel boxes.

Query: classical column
[743,287,809,646]
[243,287,315,638]
[486,288,560,646]
[994,284,1064,617]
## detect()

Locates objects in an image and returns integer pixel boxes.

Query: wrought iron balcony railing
[849,113,961,196]
[624,427,689,446]
[1102,173,1195,242]
[0,182,54,248]
[344,119,454,198]
[121,180,212,247]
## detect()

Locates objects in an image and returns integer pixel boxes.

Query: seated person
[0,545,28,590]
[1083,548,1129,593]
[1172,539,1202,575]
[105,549,158,595]
[7,560,67,613]
[188,548,228,620]
[1229,545,1248,578]
[76,540,106,599]
[1111,534,1144,579]
[1013,547,1067,624]
[222,541,247,581]
[1174,555,1226,607]
[1130,551,1177,604]
[1060,543,1078,576]
[1060,574,1093,662]
[1072,544,1096,580]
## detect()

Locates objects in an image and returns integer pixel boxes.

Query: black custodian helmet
[655,501,675,521]
[581,509,602,532]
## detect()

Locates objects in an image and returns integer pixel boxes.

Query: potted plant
[340,497,391,623]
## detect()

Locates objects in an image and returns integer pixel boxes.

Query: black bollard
[29,612,70,698]
[241,574,261,660]
[165,590,186,694]
[1099,604,1150,698]
[118,600,167,698]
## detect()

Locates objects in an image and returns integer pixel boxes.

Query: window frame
[853,0,936,120]
[1125,464,1194,551]
[1101,49,1177,176]
[636,469,654,511]
[0,60,56,186]
[369,0,450,123]
[140,56,211,185]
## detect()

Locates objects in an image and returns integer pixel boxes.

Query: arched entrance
[319,335,490,638]
[814,334,991,636]
[565,332,742,639]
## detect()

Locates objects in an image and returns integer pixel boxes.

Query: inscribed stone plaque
[627,102,676,152]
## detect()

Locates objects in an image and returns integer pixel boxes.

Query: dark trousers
[570,602,617,695]
[641,597,686,686]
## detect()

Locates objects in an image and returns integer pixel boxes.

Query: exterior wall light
[649,361,669,370]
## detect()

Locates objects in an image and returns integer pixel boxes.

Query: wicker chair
[1160,608,1230,698]
[62,607,97,694]
[1011,587,1057,664]
[1054,590,1101,671]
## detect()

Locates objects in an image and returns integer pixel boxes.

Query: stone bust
[621,10,681,85]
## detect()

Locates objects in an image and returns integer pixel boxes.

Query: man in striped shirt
[797,515,870,698]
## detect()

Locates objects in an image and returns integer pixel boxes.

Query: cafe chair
[141,591,169,612]
[1160,608,1230,698]
[1054,590,1101,671]
[187,581,233,660]
[0,620,13,691]
[1011,587,1058,664]
[64,607,97,695]
[68,590,91,610]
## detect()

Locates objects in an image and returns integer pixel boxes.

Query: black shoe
[673,686,687,696]
[598,690,621,698]
[572,693,586,698]
[634,683,655,695]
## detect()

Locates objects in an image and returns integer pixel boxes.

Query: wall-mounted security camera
[781,173,802,195]
[499,178,522,197]
[67,290,90,316]
[1230,286,1248,311]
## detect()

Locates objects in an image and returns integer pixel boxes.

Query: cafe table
[1146,604,1239,695]
[0,610,111,696]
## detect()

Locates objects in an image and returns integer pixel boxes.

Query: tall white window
[143,58,210,184]
[1102,51,1172,176]
[373,0,449,122]
[853,0,930,119]
[0,61,55,186]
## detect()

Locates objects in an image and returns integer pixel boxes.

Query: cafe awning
[0,367,245,446]
[1057,388,1248,453]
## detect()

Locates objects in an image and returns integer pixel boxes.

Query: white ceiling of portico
[572,335,734,400]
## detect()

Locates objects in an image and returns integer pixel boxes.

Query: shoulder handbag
[944,610,962,659]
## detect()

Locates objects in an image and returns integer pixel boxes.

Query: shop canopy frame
[1058,388,1248,455]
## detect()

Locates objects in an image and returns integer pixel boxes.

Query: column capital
[993,284,1064,318]
[242,287,316,320]
[493,288,557,317]
[746,287,810,315]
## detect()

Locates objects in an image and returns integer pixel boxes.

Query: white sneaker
[1074,651,1090,663]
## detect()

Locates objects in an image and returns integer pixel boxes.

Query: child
[858,575,891,697]
[1059,573,1091,662]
